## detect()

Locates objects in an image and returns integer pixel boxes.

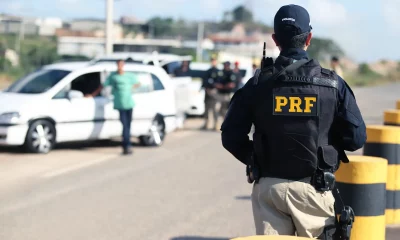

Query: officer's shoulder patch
[273,93,319,116]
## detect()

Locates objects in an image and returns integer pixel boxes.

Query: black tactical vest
[252,56,341,180]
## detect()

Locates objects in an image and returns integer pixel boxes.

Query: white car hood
[0,92,44,114]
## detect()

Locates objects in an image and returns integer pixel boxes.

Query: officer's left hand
[215,83,223,89]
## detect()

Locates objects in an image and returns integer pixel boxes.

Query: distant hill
[368,60,400,76]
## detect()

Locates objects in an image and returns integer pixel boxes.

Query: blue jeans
[119,108,133,149]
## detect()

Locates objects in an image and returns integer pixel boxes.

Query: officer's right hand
[215,83,223,89]
[247,172,254,183]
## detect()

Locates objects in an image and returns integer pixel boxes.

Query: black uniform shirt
[217,69,237,94]
[202,66,219,90]
[220,48,367,165]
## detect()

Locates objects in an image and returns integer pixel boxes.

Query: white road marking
[41,155,114,179]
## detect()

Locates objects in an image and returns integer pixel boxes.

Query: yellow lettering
[275,96,288,112]
[304,97,317,113]
[289,97,302,112]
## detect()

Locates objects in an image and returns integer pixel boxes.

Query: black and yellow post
[335,155,387,240]
[384,110,400,126]
[363,125,400,225]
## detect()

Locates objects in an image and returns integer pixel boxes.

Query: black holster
[246,152,260,184]
[311,169,336,192]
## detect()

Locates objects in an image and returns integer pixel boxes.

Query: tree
[307,38,344,62]
[147,17,174,38]
[232,5,253,23]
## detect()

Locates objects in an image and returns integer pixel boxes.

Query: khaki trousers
[251,177,336,238]
[215,93,232,118]
[203,97,218,128]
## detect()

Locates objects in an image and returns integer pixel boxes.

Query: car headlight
[0,112,21,124]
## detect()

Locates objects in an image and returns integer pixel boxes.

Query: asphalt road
[1,83,400,240]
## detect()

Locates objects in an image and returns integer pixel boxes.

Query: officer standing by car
[215,61,237,119]
[201,57,219,130]
[220,4,366,239]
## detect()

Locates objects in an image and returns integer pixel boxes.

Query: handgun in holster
[246,132,266,184]
[246,153,259,184]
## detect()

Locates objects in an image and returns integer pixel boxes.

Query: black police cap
[274,4,312,38]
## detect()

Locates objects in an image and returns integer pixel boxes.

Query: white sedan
[0,61,179,153]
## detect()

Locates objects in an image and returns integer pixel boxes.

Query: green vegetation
[344,64,383,86]
[0,35,60,81]
[0,35,91,82]
[307,38,344,62]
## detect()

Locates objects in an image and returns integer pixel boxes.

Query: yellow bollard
[383,110,400,126]
[363,125,400,224]
[335,155,387,240]
[231,236,312,240]
[396,100,400,110]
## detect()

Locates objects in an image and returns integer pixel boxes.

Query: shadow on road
[235,195,251,200]
[387,227,400,240]
[170,236,230,240]
[0,138,143,154]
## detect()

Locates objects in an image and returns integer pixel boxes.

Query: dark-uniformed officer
[233,61,244,91]
[201,57,219,130]
[220,4,366,239]
[215,61,237,118]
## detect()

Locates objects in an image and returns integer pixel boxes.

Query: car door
[131,71,157,134]
[162,61,192,114]
[49,71,102,142]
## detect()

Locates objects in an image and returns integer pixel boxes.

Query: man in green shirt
[103,59,140,155]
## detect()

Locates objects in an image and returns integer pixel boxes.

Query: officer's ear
[272,34,281,50]
[305,32,313,48]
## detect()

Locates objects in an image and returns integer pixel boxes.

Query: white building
[57,36,184,58]
[35,17,63,36]
[68,19,123,39]
[207,23,279,59]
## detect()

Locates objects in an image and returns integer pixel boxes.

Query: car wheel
[24,120,56,154]
[139,116,166,147]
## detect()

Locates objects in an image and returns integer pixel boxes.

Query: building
[207,23,279,59]
[35,18,63,36]
[0,14,62,36]
[0,14,38,35]
[57,36,185,58]
[67,19,123,39]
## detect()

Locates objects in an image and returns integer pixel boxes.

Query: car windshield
[5,69,71,94]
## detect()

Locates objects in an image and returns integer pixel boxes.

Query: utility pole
[15,18,25,54]
[196,22,204,62]
[105,0,114,55]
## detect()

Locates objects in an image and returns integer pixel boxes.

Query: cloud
[7,2,24,12]
[256,0,347,27]
[201,0,223,13]
[382,0,400,34]
[307,0,347,26]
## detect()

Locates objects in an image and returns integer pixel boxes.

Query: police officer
[233,61,243,91]
[201,57,219,130]
[215,61,237,118]
[220,4,366,239]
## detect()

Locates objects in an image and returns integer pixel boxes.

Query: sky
[1,0,399,63]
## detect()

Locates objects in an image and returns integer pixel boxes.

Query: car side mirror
[68,90,84,99]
